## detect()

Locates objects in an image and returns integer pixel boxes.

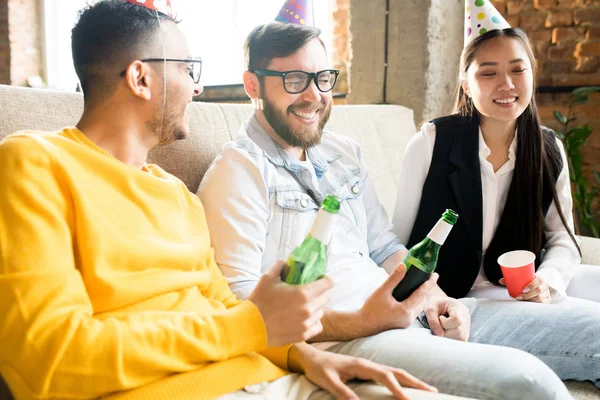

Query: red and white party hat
[275,0,314,26]
[125,0,176,19]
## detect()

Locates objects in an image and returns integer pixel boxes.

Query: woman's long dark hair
[453,28,581,258]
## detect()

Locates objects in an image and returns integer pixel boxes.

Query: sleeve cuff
[259,344,294,371]
[229,300,270,353]
[371,241,406,266]
[536,264,572,298]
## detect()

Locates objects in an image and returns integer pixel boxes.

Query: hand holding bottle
[392,209,458,302]
[248,260,334,347]
[358,264,439,335]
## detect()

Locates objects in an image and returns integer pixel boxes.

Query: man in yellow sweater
[0,1,441,400]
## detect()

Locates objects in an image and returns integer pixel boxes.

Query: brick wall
[7,0,43,86]
[331,0,350,96]
[493,0,600,86]
[494,0,600,229]
[0,0,43,86]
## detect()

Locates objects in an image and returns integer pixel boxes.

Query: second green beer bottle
[281,195,340,285]
[392,209,458,302]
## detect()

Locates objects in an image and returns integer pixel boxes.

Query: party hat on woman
[464,0,511,46]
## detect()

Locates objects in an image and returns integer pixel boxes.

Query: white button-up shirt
[392,122,580,297]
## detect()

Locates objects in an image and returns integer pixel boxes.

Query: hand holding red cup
[497,250,536,298]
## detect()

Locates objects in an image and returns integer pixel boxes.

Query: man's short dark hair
[71,0,176,103]
[244,22,324,71]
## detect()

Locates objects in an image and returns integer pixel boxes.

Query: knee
[488,349,571,400]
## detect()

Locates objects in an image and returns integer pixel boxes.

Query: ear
[243,70,260,100]
[124,61,153,101]
[461,81,470,97]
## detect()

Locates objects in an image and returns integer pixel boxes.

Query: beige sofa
[0,84,598,399]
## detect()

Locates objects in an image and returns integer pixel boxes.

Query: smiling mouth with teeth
[291,109,319,119]
[494,97,518,104]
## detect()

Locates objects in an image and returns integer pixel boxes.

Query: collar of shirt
[478,126,518,176]
[242,114,341,180]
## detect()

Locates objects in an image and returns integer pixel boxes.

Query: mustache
[288,102,325,113]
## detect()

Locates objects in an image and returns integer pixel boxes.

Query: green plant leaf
[554,111,568,124]
[572,86,600,97]
[572,155,584,175]
[567,127,582,135]
[577,175,588,192]
[563,88,599,238]
[567,125,592,136]
[567,146,581,160]
[586,192,595,207]
[567,126,592,149]
[567,137,585,151]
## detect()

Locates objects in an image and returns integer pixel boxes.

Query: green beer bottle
[392,209,458,302]
[281,195,341,285]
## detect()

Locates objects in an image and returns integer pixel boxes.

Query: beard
[148,97,188,146]
[261,89,332,149]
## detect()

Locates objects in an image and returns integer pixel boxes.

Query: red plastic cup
[497,250,536,298]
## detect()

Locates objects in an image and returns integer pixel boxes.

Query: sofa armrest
[579,236,600,266]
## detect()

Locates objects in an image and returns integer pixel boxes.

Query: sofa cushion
[0,85,417,216]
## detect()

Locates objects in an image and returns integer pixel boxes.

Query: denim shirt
[199,115,405,311]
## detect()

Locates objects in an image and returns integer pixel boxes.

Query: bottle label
[310,208,337,244]
[392,266,431,302]
[427,220,453,245]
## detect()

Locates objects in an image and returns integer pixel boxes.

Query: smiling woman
[42,0,331,91]
[393,27,583,302]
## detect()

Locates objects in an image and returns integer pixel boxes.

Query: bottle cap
[322,195,340,214]
[442,209,459,225]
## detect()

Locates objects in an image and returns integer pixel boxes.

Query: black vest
[407,115,561,298]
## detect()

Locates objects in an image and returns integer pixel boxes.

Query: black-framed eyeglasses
[252,69,339,94]
[119,57,202,84]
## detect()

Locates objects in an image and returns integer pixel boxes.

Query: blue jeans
[324,293,600,400]
[325,317,573,400]
[468,296,600,390]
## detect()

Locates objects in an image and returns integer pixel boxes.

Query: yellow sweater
[0,128,290,400]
